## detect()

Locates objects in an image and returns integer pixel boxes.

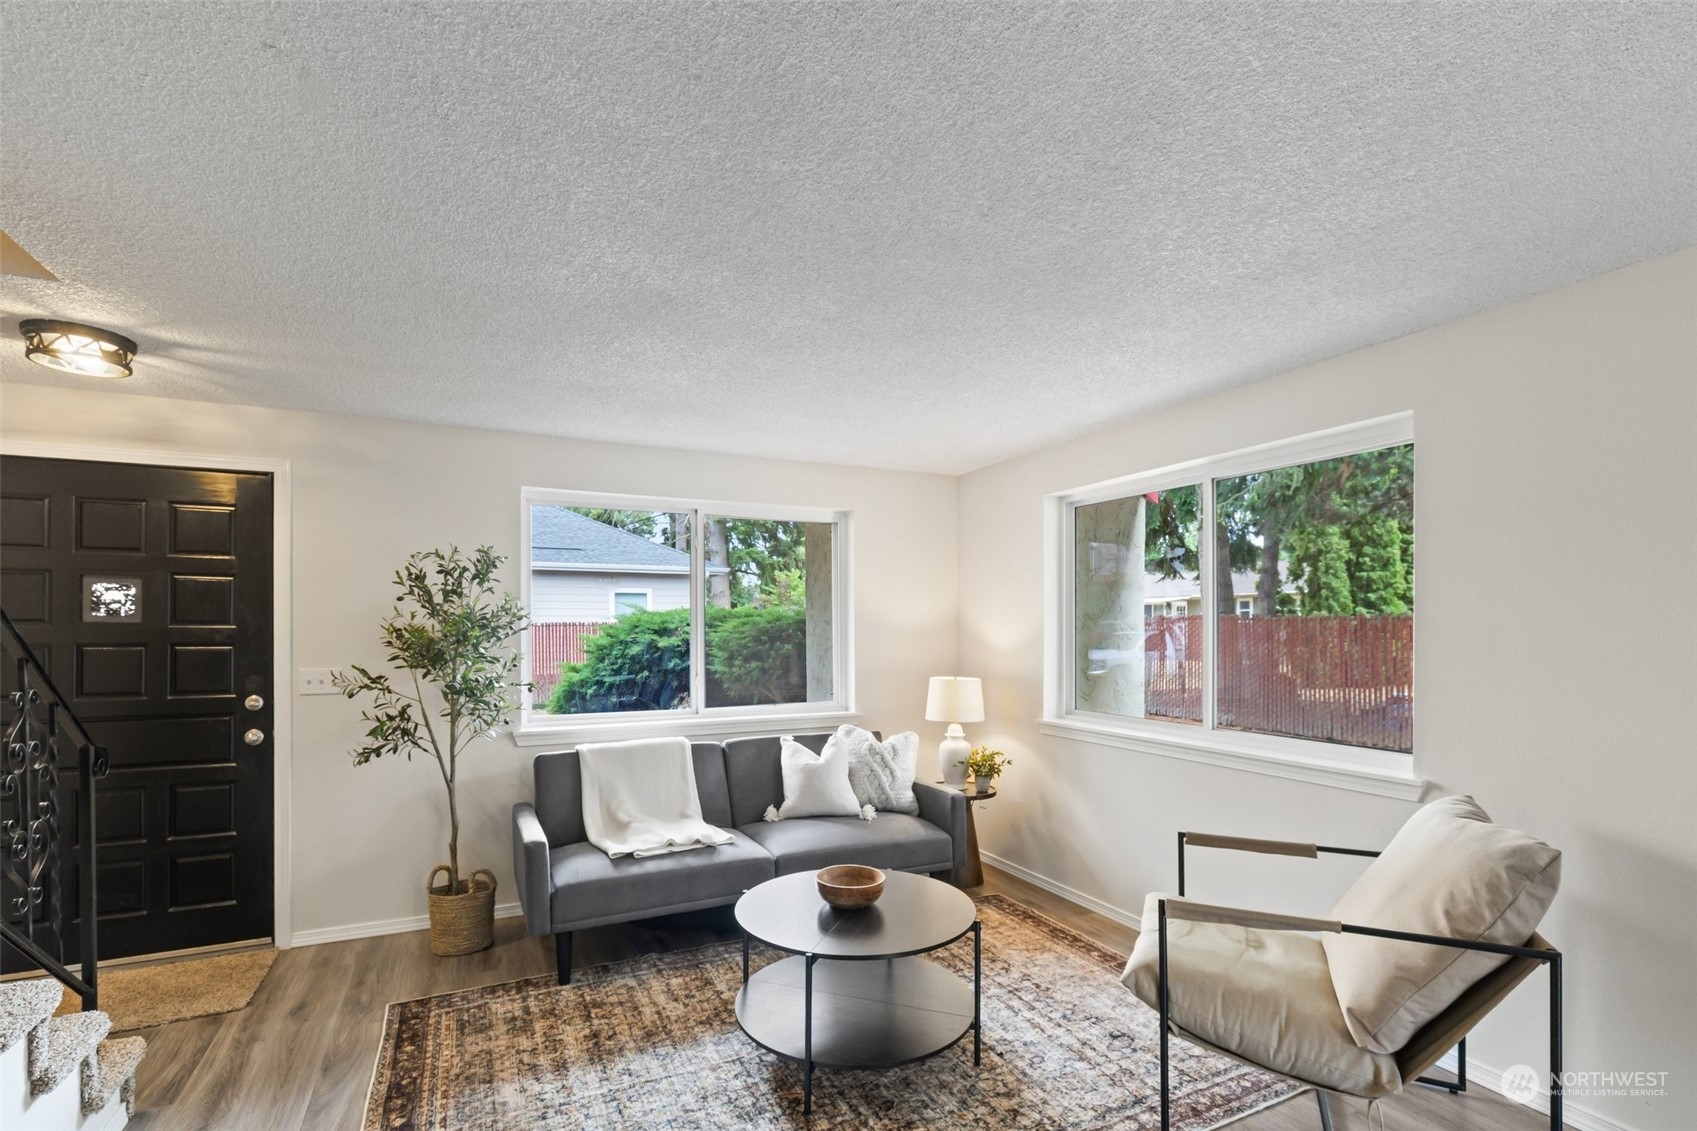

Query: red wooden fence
[1144,615,1413,752]
[530,622,605,700]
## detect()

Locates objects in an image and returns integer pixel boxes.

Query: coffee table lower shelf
[735,955,975,1070]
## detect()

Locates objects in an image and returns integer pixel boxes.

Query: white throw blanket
[578,737,735,859]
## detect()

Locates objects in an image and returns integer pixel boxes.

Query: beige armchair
[1121,797,1563,1131]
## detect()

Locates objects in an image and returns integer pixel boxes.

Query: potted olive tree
[336,546,528,955]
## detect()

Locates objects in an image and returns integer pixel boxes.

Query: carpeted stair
[0,977,145,1128]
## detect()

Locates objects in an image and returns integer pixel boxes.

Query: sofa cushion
[534,742,733,846]
[775,734,863,819]
[547,830,772,928]
[737,814,953,875]
[1122,892,1402,1097]
[837,725,921,815]
[1321,795,1561,1054]
[724,732,831,826]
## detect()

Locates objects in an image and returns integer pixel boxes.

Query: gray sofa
[512,731,969,983]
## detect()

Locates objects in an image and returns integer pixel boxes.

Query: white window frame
[517,487,856,745]
[1236,597,1254,618]
[1041,414,1424,800]
[609,588,652,616]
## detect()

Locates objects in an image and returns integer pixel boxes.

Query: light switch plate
[299,668,343,695]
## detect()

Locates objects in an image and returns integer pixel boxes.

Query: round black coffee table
[734,870,982,1115]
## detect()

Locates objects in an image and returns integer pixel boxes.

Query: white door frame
[0,437,296,950]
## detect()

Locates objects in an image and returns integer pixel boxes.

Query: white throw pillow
[768,734,865,821]
[834,725,921,815]
[1321,795,1560,1054]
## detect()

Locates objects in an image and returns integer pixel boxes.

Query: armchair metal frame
[1156,830,1563,1131]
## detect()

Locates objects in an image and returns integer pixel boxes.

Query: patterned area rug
[365,896,1303,1129]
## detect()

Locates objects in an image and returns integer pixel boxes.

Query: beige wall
[957,248,1697,1129]
[0,389,960,943]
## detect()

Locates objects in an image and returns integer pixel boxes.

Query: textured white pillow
[835,725,921,815]
[1322,795,1560,1054]
[767,734,865,821]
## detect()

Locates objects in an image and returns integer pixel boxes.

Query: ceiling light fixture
[18,319,137,379]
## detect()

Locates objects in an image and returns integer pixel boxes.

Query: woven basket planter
[427,865,497,956]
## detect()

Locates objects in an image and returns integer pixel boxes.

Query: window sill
[1036,718,1427,801]
[514,708,863,748]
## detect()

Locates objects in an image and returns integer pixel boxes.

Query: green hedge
[545,605,808,714]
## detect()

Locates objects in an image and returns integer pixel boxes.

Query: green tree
[1217,445,1413,617]
[1345,515,1411,614]
[722,519,808,607]
[1288,525,1355,613]
[1143,488,1200,578]
[706,605,807,703]
[545,604,809,712]
[547,607,690,713]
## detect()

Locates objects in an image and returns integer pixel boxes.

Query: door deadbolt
[244,694,265,711]
[243,729,265,746]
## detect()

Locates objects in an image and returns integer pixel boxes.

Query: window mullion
[689,509,705,716]
[1201,478,1218,732]
[1059,502,1074,716]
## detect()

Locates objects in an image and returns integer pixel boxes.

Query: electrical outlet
[299,668,343,695]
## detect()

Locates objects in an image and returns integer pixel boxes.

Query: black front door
[1,455,274,961]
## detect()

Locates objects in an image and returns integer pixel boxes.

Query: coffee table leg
[742,932,750,985]
[804,953,817,1115]
[972,920,982,1065]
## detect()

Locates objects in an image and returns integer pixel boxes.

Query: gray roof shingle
[531,507,691,571]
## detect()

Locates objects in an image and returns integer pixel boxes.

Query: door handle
[243,729,265,747]
[244,694,265,711]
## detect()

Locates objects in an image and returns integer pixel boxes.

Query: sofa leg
[555,931,573,985]
[1315,1091,1334,1131]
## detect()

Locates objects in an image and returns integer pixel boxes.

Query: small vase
[974,774,993,793]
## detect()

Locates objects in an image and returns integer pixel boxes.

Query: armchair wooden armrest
[1176,828,1381,898]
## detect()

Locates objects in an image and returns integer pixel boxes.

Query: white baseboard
[289,902,522,948]
[979,851,1143,930]
[978,856,1645,1131]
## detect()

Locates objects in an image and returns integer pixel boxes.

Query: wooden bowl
[816,864,886,910]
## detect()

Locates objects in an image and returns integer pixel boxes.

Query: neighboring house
[530,507,693,622]
[1141,569,1294,618]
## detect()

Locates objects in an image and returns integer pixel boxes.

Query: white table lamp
[925,676,984,788]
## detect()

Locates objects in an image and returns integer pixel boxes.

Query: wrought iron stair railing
[1,608,108,1010]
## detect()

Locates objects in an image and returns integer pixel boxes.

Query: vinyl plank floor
[119,867,1564,1130]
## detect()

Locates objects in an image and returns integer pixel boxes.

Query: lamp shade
[925,676,984,723]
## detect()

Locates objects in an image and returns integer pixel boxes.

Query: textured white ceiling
[1,2,1692,474]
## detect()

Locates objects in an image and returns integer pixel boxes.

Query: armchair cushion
[1123,892,1402,1097]
[1321,795,1561,1054]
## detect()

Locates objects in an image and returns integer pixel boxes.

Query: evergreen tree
[1345,515,1410,615]
[1289,525,1355,613]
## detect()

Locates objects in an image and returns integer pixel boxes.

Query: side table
[942,782,997,888]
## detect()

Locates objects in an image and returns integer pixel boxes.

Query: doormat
[56,948,278,1032]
